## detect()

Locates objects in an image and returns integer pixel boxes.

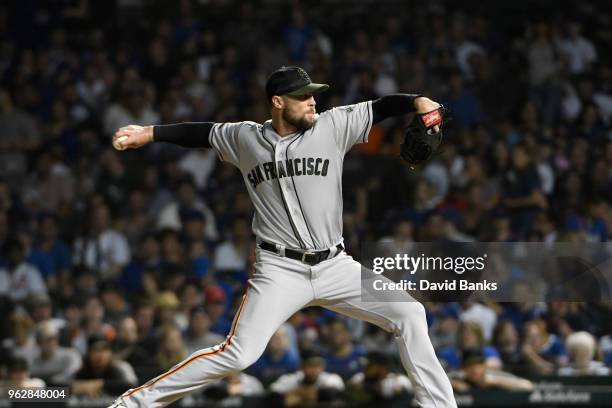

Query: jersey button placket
[278,138,313,248]
[275,141,300,241]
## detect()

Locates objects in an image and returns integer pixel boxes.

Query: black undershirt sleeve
[153,122,214,148]
[371,94,421,124]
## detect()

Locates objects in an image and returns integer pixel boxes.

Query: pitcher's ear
[271,95,284,110]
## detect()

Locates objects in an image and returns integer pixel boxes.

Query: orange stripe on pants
[123,287,250,399]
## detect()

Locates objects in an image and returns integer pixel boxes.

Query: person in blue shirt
[119,236,162,293]
[439,71,484,129]
[521,319,568,375]
[249,325,300,384]
[27,214,71,282]
[502,143,548,237]
[203,285,232,337]
[321,318,368,380]
[437,321,501,371]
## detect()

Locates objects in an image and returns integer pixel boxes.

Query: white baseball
[113,135,129,151]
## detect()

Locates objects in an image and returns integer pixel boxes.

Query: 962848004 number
[7,387,69,401]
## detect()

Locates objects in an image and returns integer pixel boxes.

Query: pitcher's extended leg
[118,251,313,408]
[314,253,457,408]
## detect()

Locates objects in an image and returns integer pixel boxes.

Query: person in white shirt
[30,321,82,384]
[103,83,159,137]
[178,149,218,191]
[73,204,131,279]
[212,217,252,272]
[184,306,225,355]
[558,23,597,75]
[558,331,610,376]
[459,302,498,343]
[269,351,344,407]
[0,237,47,302]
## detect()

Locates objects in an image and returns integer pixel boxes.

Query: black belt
[259,241,344,266]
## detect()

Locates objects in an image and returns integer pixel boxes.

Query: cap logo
[297,68,311,83]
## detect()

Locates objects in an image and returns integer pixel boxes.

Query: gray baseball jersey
[209,101,373,250]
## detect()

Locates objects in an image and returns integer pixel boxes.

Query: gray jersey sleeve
[209,122,244,166]
[322,101,373,154]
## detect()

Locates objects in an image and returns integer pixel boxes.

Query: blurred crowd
[0,0,611,405]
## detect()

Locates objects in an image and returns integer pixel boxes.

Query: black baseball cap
[266,66,329,100]
[461,348,486,367]
[300,349,326,366]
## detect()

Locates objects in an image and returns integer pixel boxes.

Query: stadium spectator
[76,296,116,355]
[72,204,131,280]
[30,321,82,384]
[526,23,563,126]
[286,311,320,356]
[120,236,162,293]
[558,23,597,75]
[72,335,137,399]
[0,89,39,190]
[377,219,415,256]
[2,312,38,366]
[439,70,484,129]
[26,214,72,285]
[201,372,264,403]
[103,81,160,137]
[184,306,224,355]
[26,293,63,327]
[132,301,157,353]
[270,351,344,407]
[155,325,188,374]
[22,152,75,214]
[212,216,252,272]
[429,303,460,351]
[0,237,47,302]
[502,143,548,236]
[99,281,131,327]
[437,320,502,371]
[321,318,367,380]
[348,351,412,401]
[459,301,498,343]
[113,316,157,384]
[492,319,523,375]
[521,319,568,375]
[178,148,218,191]
[0,356,45,392]
[112,317,140,362]
[250,325,300,383]
[154,291,182,329]
[449,349,533,392]
[57,296,86,350]
[95,149,133,223]
[176,280,204,326]
[203,285,232,336]
[156,177,218,241]
[558,331,610,376]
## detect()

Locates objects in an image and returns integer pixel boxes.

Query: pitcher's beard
[282,109,314,131]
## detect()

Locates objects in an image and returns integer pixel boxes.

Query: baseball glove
[400,105,449,167]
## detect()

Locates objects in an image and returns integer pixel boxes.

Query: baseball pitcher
[109,66,455,408]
